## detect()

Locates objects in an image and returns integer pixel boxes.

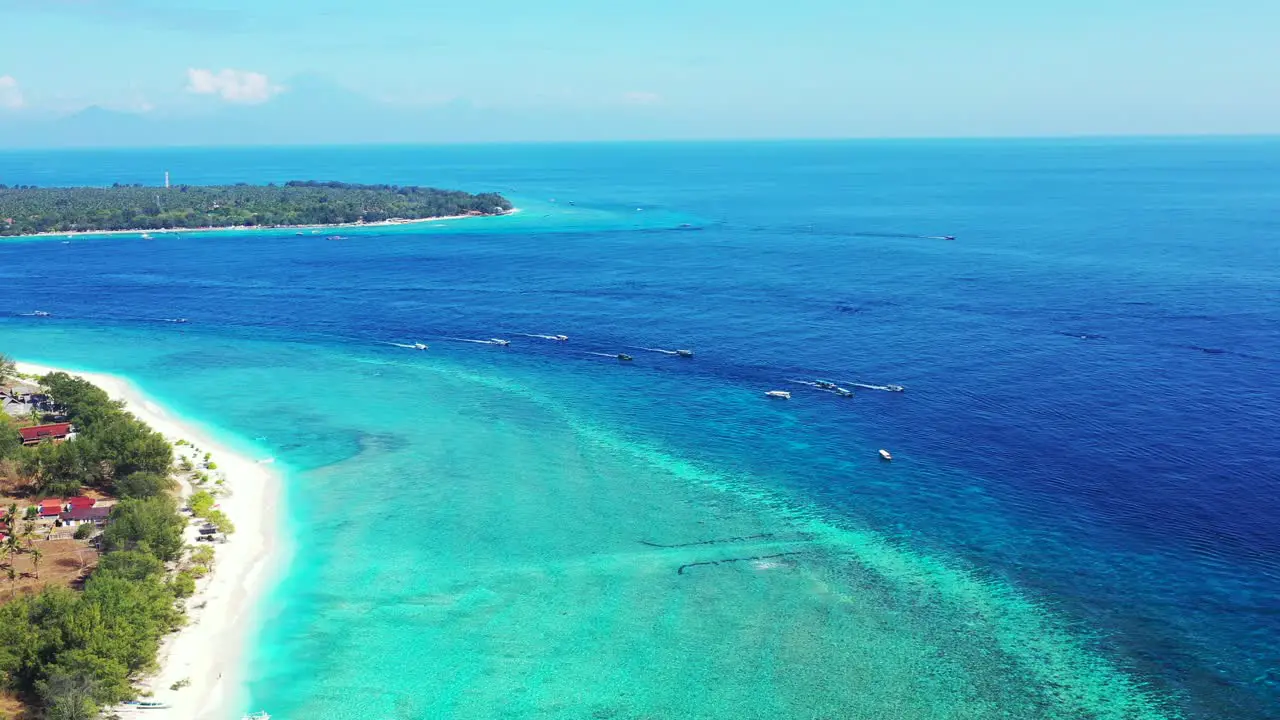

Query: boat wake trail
[443,337,511,346]
[585,352,619,358]
[849,231,956,241]
[516,333,569,341]
[849,382,906,392]
[383,342,429,350]
[633,346,679,355]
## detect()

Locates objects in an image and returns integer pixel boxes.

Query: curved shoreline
[0,207,520,242]
[16,362,285,720]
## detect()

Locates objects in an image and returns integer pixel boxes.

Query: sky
[1,0,1278,146]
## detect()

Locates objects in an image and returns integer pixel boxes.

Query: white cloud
[621,91,661,106]
[0,75,25,110]
[185,68,282,104]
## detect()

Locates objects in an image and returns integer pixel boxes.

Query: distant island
[0,181,514,236]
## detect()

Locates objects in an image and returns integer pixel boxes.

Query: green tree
[102,496,185,562]
[0,352,14,385]
[205,509,236,536]
[30,546,42,579]
[188,490,215,517]
[95,550,165,582]
[115,471,175,500]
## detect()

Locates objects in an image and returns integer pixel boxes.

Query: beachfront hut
[19,422,74,446]
[39,498,66,518]
[68,496,96,511]
[60,506,111,528]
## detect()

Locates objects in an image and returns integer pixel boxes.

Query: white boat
[242,713,271,720]
[676,349,694,358]
[553,334,569,341]
[879,449,893,461]
[32,310,51,317]
[766,390,791,399]
[490,338,511,346]
[140,233,153,240]
[413,343,428,350]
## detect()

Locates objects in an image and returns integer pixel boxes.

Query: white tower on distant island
[164,171,170,189]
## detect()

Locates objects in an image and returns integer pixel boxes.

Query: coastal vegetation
[0,368,201,718]
[0,181,513,236]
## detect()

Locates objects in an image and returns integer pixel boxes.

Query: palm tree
[30,546,43,579]
[6,566,16,598]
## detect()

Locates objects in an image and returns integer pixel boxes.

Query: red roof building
[19,423,73,446]
[68,496,96,510]
[39,498,65,517]
[61,507,111,526]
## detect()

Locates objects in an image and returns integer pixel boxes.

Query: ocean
[1,139,1277,719]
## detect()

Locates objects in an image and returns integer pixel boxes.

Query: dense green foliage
[0,369,192,718]
[0,181,512,235]
[15,373,173,498]
[102,496,186,563]
[0,353,14,385]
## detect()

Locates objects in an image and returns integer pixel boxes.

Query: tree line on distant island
[0,359,205,719]
[0,181,513,235]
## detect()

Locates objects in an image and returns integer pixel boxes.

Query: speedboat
[242,713,271,720]
[766,390,791,399]
[885,384,905,392]
[617,354,634,361]
[676,349,694,358]
[834,388,853,398]
[140,233,153,240]
[32,310,51,317]
[814,381,837,390]
[553,335,569,341]
[942,235,956,241]
[412,343,428,350]
[879,449,893,461]
[490,338,511,346]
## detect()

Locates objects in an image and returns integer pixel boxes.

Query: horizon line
[3,132,1280,153]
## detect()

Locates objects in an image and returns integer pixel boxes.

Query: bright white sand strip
[17,362,283,720]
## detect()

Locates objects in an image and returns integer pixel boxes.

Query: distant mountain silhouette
[0,75,677,148]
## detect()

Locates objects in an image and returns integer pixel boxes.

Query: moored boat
[879,449,893,461]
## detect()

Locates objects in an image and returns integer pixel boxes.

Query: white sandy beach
[17,362,283,720]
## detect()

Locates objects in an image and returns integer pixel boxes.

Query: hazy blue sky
[1,0,1278,144]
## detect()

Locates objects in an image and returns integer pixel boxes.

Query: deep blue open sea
[1,140,1278,719]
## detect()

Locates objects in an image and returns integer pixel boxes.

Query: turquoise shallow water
[2,140,1278,718]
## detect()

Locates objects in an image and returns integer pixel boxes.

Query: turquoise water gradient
[3,141,1279,718]
[10,327,1169,719]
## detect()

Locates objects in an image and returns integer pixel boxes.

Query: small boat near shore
[766,390,792,399]
[242,713,271,720]
[879,449,893,461]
